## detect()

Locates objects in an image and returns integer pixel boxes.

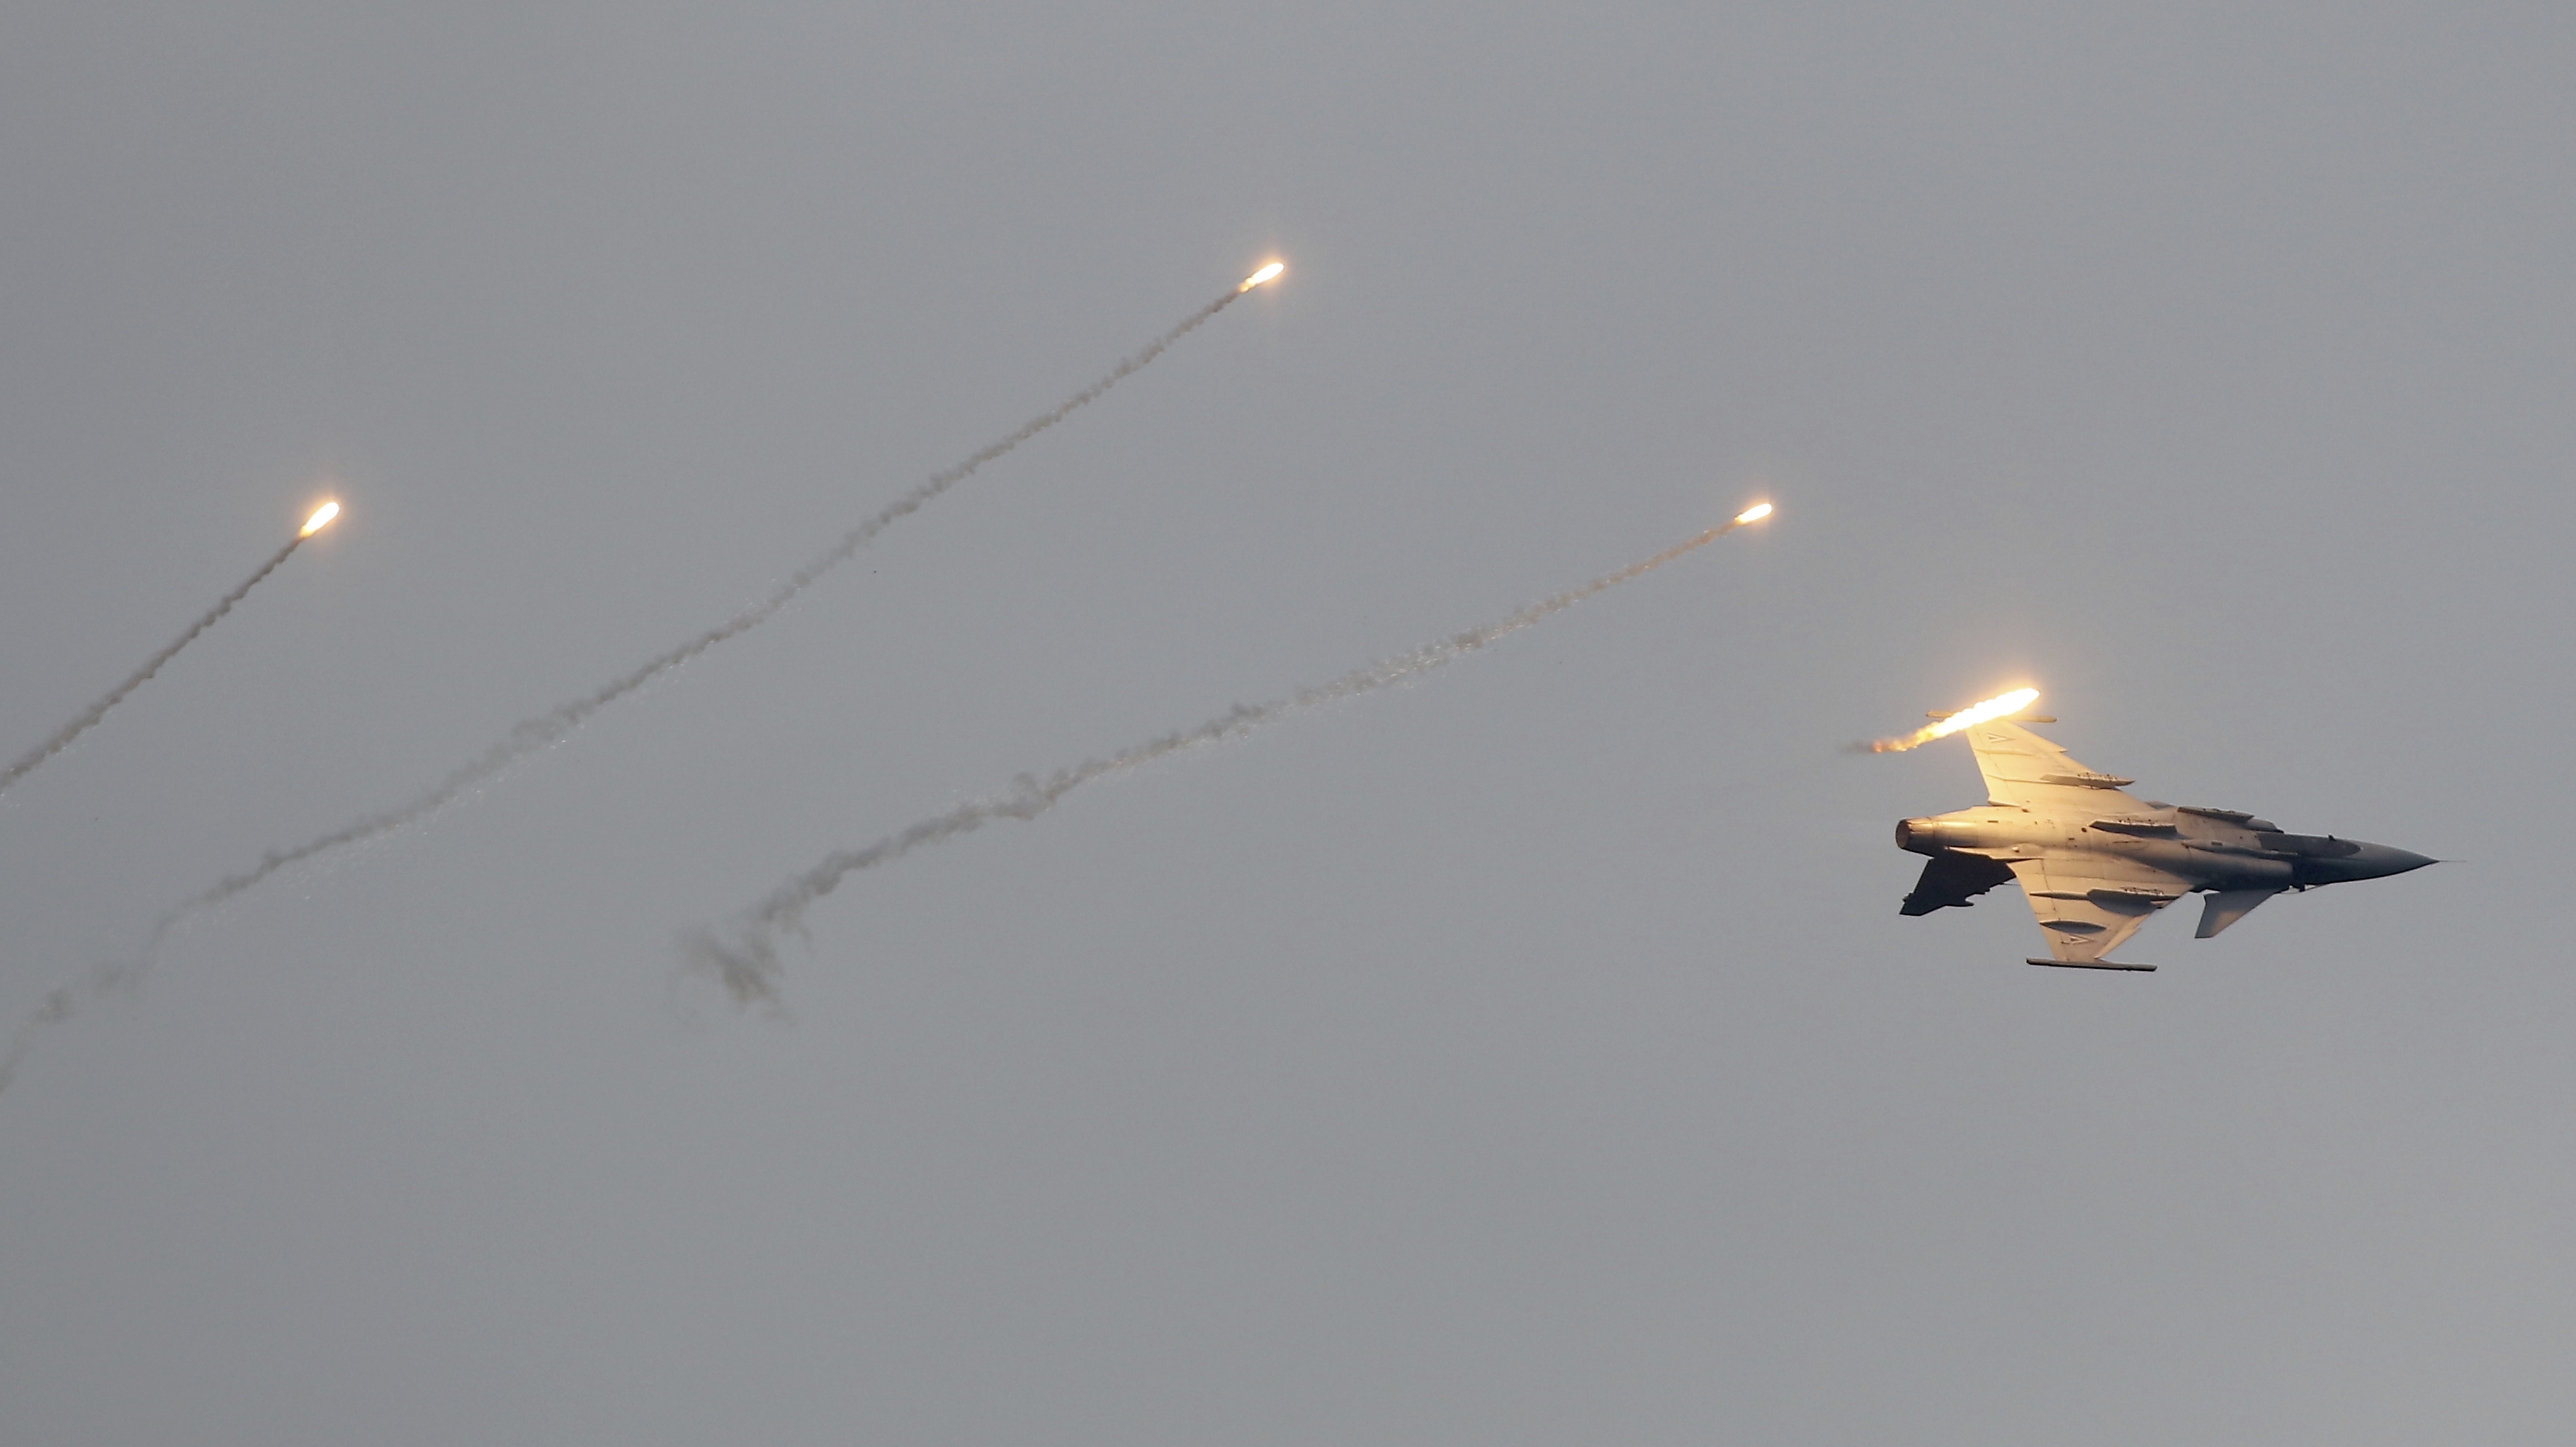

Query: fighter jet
[1894,711,2434,970]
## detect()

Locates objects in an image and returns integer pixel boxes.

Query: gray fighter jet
[1895,713,2434,970]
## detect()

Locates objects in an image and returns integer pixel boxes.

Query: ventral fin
[2196,888,2283,939]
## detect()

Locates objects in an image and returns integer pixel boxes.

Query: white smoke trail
[0,535,305,798]
[0,283,1255,1096]
[172,285,1252,923]
[685,513,1764,1008]
[0,961,135,1096]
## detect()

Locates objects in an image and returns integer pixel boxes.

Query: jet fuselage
[1897,802,2434,894]
[1889,713,2437,966]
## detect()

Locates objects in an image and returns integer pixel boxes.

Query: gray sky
[3,4,2570,1441]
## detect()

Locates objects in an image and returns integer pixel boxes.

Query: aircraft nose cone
[2352,843,2437,878]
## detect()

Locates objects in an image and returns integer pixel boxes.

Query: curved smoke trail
[174,284,1253,925]
[0,282,1259,1094]
[686,511,1767,1008]
[0,535,305,798]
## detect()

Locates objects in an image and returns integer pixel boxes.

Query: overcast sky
[4,4,2570,1442]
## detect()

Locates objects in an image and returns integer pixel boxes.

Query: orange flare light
[1238,261,1286,293]
[300,501,341,537]
[1870,686,2040,753]
[1733,502,1773,526]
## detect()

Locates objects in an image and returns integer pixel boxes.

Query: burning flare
[0,504,339,800]
[1870,686,2040,753]
[1734,502,1773,526]
[1239,261,1286,293]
